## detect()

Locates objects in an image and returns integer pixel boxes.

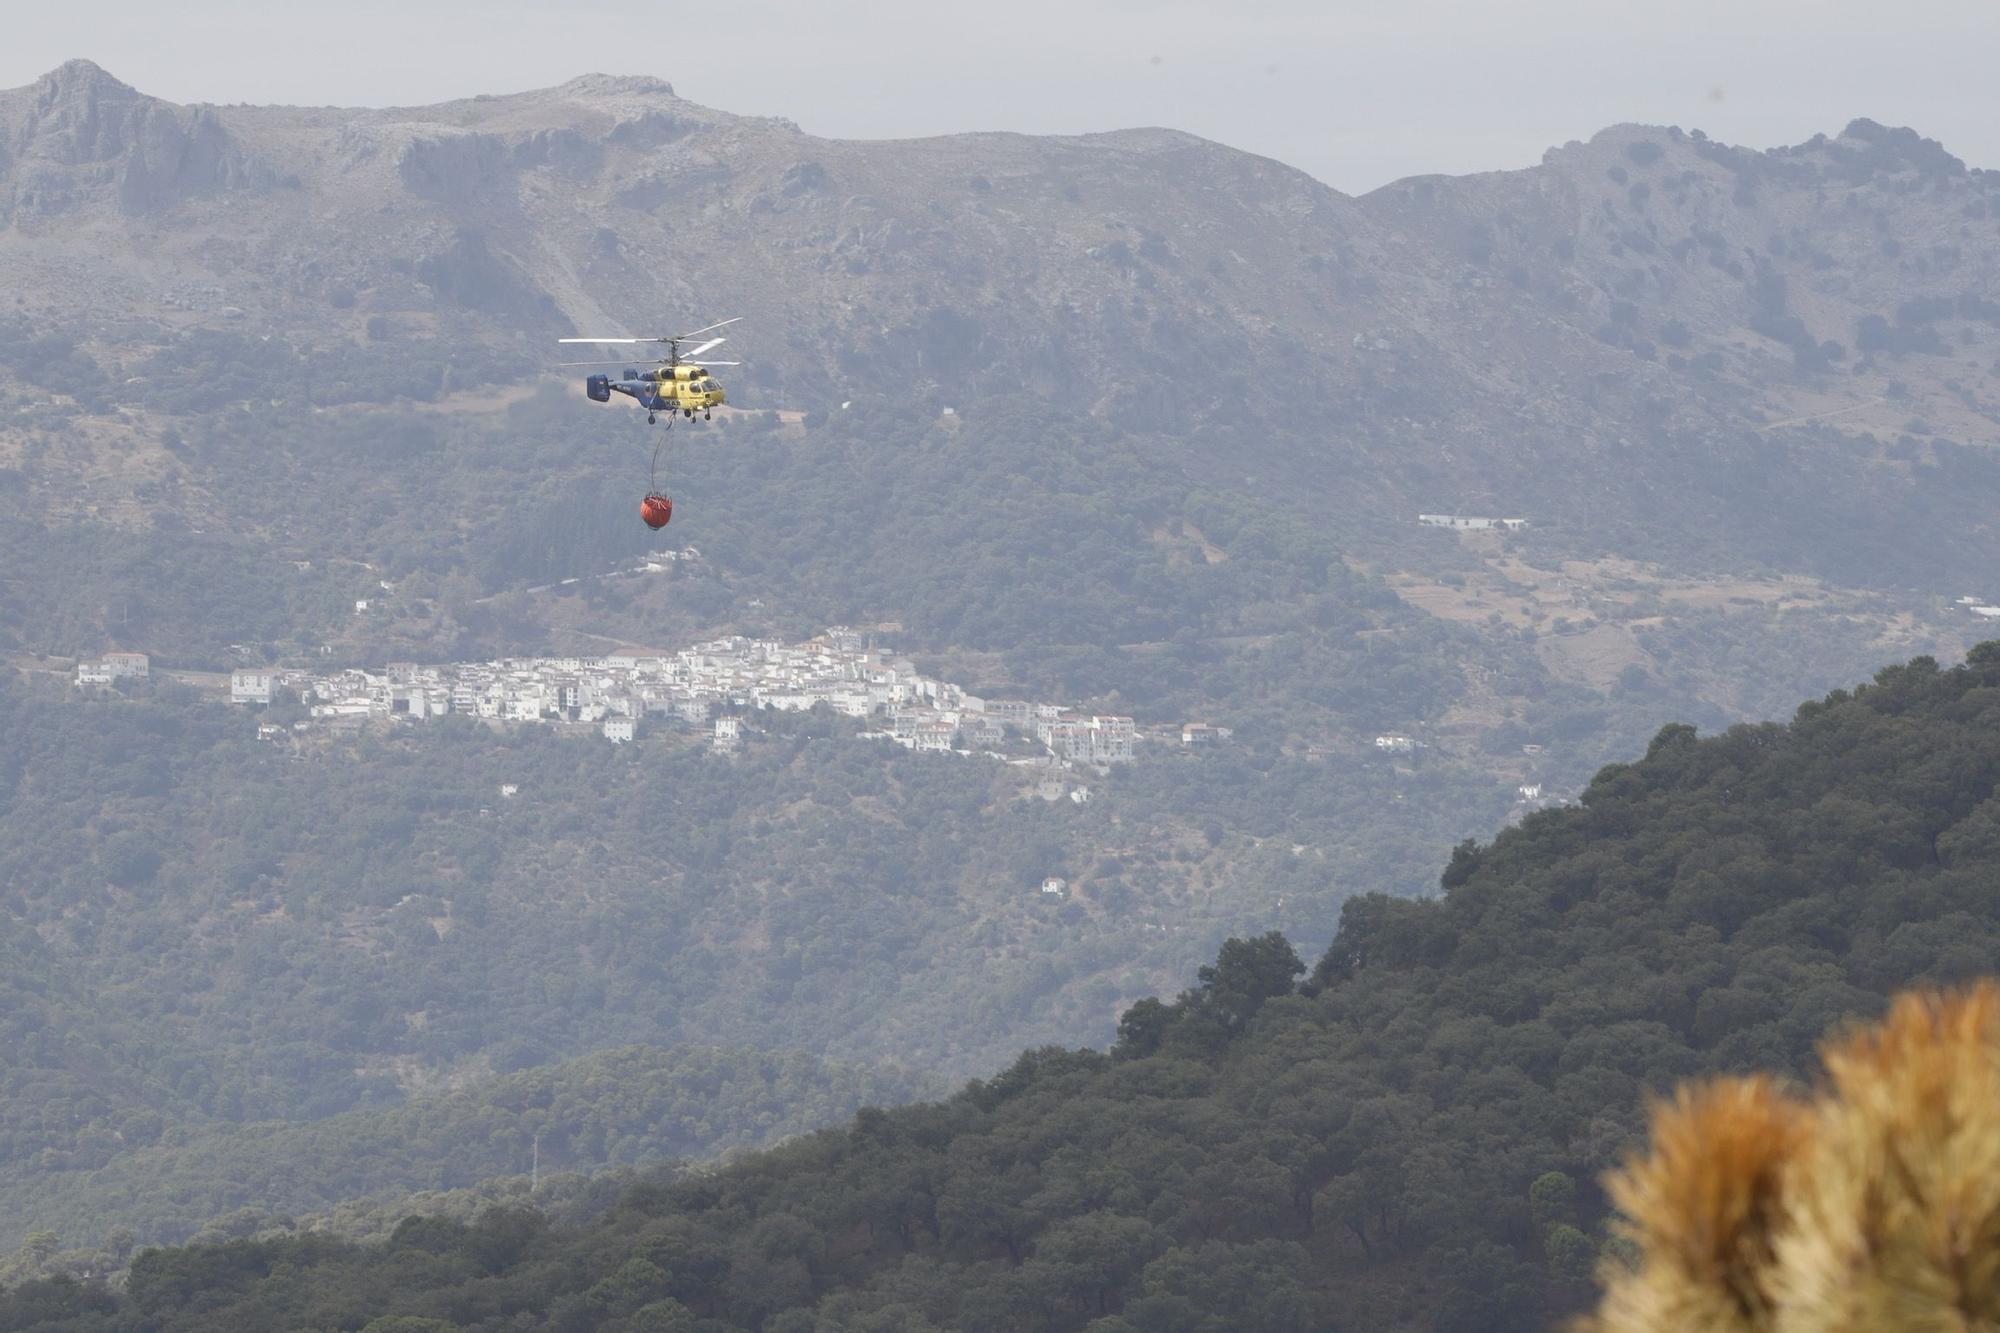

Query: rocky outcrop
[2,59,276,218]
[397,131,515,209]
[415,229,567,328]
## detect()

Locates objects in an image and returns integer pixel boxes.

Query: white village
[78,630,1232,769]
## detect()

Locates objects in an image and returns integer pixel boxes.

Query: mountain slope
[0,1042,936,1266]
[1,62,1992,737]
[0,660,1506,1255]
[7,63,2000,591]
[20,643,2000,1331]
[0,62,1991,703]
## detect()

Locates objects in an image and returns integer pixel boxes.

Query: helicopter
[558,318,741,426]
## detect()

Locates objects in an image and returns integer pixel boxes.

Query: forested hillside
[0,660,1505,1256]
[14,644,2000,1331]
[0,1043,937,1278]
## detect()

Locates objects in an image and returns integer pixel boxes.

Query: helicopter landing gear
[647,412,656,425]
[704,411,711,421]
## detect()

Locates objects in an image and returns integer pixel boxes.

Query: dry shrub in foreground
[1583,982,2000,1333]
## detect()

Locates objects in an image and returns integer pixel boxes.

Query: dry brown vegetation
[1585,983,2000,1333]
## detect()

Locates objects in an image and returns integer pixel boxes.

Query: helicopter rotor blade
[557,336,673,345]
[556,360,666,368]
[671,316,743,341]
[683,337,728,360]
[688,360,741,366]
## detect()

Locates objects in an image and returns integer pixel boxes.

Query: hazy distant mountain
[5,61,2000,596]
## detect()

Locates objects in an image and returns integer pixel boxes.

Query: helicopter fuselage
[561,319,738,424]
[587,364,726,416]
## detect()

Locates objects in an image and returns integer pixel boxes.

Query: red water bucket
[640,494,673,529]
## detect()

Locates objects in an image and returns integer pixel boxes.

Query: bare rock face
[509,127,602,175]
[398,132,515,209]
[1,59,275,218]
[415,229,568,328]
[604,110,696,150]
[18,59,154,166]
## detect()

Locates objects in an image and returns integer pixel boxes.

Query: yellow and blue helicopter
[558,317,740,426]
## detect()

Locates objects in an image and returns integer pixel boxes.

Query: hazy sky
[5,0,1999,193]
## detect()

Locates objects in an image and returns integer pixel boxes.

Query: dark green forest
[0,666,1501,1257]
[0,1044,937,1281]
[12,645,2000,1330]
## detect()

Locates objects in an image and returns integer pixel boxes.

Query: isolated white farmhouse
[230,669,275,705]
[1417,514,1528,531]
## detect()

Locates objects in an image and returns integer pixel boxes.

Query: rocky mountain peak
[3,60,276,218]
[19,59,159,164]
[556,72,677,100]
[31,58,139,103]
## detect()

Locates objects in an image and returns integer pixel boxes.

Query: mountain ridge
[11,56,1999,578]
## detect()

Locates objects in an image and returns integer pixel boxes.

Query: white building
[1418,514,1528,531]
[1040,877,1069,898]
[713,716,742,752]
[230,669,275,705]
[1086,716,1136,763]
[826,687,873,718]
[78,652,150,686]
[604,717,635,743]
[391,686,437,719]
[608,648,671,672]
[1043,715,1136,764]
[1375,735,1416,754]
[963,716,1006,748]
[913,720,958,752]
